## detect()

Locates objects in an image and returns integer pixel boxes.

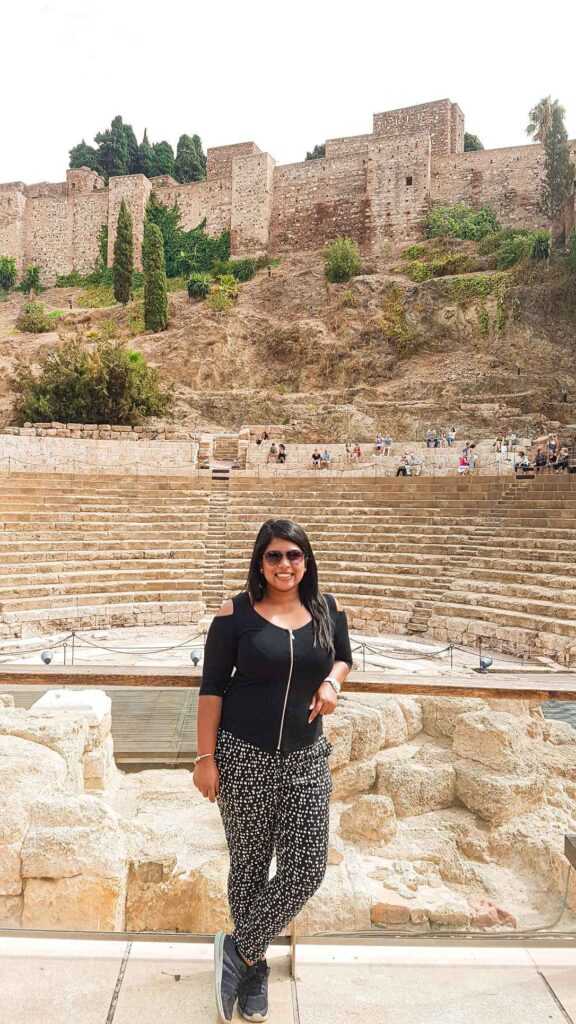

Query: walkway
[2,936,576,1023]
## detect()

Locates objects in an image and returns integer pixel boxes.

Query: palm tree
[526,96,557,143]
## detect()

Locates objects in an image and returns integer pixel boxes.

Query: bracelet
[324,676,341,695]
[194,752,215,767]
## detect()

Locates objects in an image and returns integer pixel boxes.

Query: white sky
[3,0,576,184]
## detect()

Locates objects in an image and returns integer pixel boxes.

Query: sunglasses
[263,549,305,565]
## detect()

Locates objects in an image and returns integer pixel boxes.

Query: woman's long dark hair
[246,518,334,655]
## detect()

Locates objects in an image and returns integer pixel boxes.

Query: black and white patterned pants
[214,727,333,962]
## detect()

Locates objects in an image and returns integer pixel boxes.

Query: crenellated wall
[1,98,575,282]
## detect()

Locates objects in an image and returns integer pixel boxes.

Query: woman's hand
[193,757,220,802]
[308,682,338,723]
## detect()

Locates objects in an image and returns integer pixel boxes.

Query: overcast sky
[3,0,576,184]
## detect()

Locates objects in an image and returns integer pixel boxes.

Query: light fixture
[190,649,202,667]
[41,650,54,665]
[478,656,493,673]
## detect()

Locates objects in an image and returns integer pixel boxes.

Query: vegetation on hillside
[11,339,173,425]
[527,97,575,226]
[112,200,134,305]
[142,222,168,331]
[324,237,361,282]
[69,115,206,183]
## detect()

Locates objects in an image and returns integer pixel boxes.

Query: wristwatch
[324,675,341,695]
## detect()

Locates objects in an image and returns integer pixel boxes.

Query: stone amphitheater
[2,427,576,939]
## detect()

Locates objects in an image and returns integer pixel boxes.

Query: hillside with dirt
[1,240,575,440]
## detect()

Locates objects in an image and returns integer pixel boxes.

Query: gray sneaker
[214,931,251,1022]
[238,960,270,1022]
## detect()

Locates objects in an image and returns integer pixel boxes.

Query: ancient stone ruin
[1,687,575,935]
[2,98,575,282]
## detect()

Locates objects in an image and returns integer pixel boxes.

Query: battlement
[0,98,573,282]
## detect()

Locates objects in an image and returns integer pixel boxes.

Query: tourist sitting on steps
[534,447,547,473]
[515,451,532,476]
[383,433,392,456]
[396,453,411,477]
[276,443,287,464]
[320,448,331,469]
[311,448,322,469]
[195,519,352,1024]
[266,443,277,464]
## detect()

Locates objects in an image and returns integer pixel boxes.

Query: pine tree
[69,139,102,174]
[152,141,175,177]
[305,144,326,160]
[174,134,207,182]
[142,222,168,331]
[113,199,134,305]
[95,115,130,179]
[464,133,484,152]
[123,122,140,174]
[527,97,575,222]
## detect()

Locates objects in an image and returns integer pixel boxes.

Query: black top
[199,591,353,753]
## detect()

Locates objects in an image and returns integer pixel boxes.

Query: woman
[194,519,353,1023]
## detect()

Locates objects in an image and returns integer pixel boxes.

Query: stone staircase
[202,476,231,611]
[212,435,239,463]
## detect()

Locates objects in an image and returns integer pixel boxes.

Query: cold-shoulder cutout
[215,598,234,617]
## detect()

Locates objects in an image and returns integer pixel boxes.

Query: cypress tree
[143,222,168,331]
[137,129,155,177]
[113,199,134,305]
[527,97,575,224]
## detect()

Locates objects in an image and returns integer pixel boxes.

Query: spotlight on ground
[478,656,493,673]
[190,649,202,667]
[41,650,54,665]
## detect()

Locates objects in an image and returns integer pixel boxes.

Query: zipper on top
[276,629,294,751]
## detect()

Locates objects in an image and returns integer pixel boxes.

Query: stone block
[21,795,127,879]
[420,697,488,739]
[0,894,22,927]
[322,715,353,770]
[396,696,423,739]
[294,863,372,935]
[331,758,376,800]
[453,710,532,771]
[0,708,88,794]
[23,874,126,931]
[0,734,68,799]
[0,695,15,708]
[126,854,232,933]
[455,760,545,824]
[339,794,397,843]
[375,761,455,817]
[337,700,384,759]
[371,894,411,926]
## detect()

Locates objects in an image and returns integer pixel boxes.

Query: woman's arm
[194,599,236,801]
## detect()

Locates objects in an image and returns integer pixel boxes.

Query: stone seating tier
[1,472,576,662]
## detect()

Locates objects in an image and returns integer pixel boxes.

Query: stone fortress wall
[2,98,576,283]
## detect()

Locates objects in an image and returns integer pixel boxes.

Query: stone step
[0,599,203,639]
[0,585,203,613]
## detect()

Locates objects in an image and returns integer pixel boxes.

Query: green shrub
[55,270,85,287]
[0,257,17,291]
[340,289,358,308]
[229,258,257,282]
[403,260,431,282]
[425,204,500,241]
[400,244,427,261]
[496,234,533,269]
[216,274,239,298]
[324,237,361,282]
[11,339,174,424]
[207,287,233,313]
[16,302,52,333]
[17,265,43,294]
[530,230,550,261]
[187,273,211,299]
[77,284,116,308]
